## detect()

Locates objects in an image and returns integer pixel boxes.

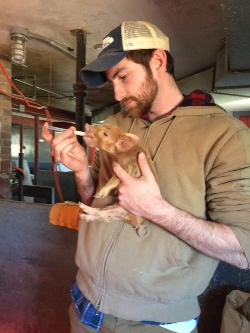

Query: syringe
[48,125,85,136]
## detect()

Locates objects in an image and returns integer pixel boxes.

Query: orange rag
[49,201,80,230]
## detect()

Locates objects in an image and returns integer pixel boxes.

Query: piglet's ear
[115,134,138,152]
[126,133,139,142]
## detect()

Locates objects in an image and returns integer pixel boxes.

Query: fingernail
[139,152,145,158]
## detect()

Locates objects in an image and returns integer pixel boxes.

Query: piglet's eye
[103,132,108,137]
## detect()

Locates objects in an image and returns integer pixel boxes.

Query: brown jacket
[75,105,250,323]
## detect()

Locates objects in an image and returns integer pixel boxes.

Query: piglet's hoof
[94,189,108,198]
[79,212,105,223]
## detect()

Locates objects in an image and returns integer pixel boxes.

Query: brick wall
[0,59,12,174]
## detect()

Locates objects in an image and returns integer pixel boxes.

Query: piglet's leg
[79,202,130,223]
[79,202,149,237]
[94,175,120,198]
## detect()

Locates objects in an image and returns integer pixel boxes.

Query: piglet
[79,123,158,236]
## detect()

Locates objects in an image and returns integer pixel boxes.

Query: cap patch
[102,37,114,50]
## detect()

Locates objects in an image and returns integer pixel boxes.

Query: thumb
[113,161,130,181]
[138,152,154,179]
[42,122,54,145]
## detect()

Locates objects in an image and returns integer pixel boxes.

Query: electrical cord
[0,61,64,203]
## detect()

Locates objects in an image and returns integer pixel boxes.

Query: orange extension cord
[0,61,64,203]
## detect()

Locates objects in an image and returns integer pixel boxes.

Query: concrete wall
[1,199,250,333]
[0,200,78,333]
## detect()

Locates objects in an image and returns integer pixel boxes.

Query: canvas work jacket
[75,95,250,323]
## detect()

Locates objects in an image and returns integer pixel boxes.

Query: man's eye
[120,75,126,80]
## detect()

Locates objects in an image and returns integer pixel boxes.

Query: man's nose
[113,83,126,101]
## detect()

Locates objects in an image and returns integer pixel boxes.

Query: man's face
[105,57,158,118]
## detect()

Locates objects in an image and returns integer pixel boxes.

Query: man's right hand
[42,122,88,173]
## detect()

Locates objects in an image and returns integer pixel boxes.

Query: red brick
[0,59,12,174]
[0,101,11,109]
[1,131,11,140]
[0,160,12,174]
[2,116,12,124]
[0,123,11,132]
[3,108,12,116]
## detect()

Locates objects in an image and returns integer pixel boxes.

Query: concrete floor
[0,200,78,333]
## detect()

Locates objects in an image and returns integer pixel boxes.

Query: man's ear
[114,134,139,152]
[151,49,167,75]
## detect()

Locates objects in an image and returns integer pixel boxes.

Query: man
[42,21,250,333]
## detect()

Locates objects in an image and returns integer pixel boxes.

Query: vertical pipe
[34,115,39,184]
[73,29,87,148]
[18,124,24,201]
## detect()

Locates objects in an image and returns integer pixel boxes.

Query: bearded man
[43,21,250,333]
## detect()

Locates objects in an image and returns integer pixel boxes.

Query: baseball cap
[80,21,170,87]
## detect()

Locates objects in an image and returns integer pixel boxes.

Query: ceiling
[0,0,250,125]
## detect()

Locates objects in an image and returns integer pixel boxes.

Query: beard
[121,70,159,118]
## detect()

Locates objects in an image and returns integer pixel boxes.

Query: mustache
[121,96,139,107]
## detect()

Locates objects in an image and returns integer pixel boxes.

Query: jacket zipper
[94,221,124,313]
[94,300,101,315]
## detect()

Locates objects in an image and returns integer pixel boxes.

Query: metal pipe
[27,31,76,59]
[12,75,37,100]
[12,76,74,100]
[73,29,87,147]
[34,116,39,184]
[18,124,24,201]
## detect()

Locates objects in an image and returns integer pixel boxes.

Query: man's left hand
[113,152,163,218]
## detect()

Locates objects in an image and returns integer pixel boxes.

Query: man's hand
[42,122,96,204]
[113,152,163,218]
[42,122,88,173]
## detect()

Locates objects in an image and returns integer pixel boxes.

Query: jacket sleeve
[206,126,250,261]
